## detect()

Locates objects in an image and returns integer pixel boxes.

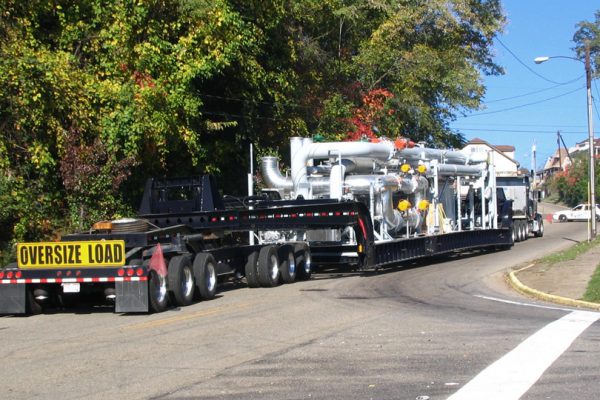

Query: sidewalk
[508,243,600,310]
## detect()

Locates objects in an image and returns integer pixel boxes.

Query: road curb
[507,263,600,311]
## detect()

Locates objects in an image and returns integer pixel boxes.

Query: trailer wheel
[193,253,217,300]
[257,245,280,287]
[244,251,260,288]
[278,245,296,284]
[168,255,195,306]
[295,244,312,281]
[148,269,169,313]
[26,287,43,315]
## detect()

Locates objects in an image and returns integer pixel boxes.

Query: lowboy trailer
[0,137,513,315]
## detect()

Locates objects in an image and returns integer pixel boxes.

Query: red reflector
[7,271,13,279]
[335,212,341,216]
[127,269,134,277]
[15,271,22,279]
[117,269,125,277]
[66,270,72,276]
[229,216,235,221]
[76,270,81,276]
[0,271,4,279]
[211,217,218,222]
[136,268,144,276]
[307,213,313,217]
[56,271,62,277]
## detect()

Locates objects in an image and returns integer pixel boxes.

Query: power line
[453,127,587,135]
[459,86,584,118]
[496,38,581,85]
[483,78,583,104]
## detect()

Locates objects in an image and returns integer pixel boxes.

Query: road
[0,217,598,400]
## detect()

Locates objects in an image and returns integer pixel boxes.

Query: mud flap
[0,284,26,314]
[115,280,148,313]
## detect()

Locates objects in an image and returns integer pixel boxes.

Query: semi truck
[0,136,514,315]
[496,174,544,242]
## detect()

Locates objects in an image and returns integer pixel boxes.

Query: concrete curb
[507,263,600,311]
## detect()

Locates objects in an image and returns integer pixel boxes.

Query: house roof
[543,148,570,171]
[464,138,518,166]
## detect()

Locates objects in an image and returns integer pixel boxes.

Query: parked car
[552,204,600,222]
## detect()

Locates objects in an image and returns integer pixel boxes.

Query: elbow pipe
[261,156,293,191]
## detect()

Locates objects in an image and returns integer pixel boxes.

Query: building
[462,138,520,175]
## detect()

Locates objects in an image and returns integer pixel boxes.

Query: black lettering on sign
[19,246,29,265]
[105,244,113,263]
[45,246,53,265]
[114,244,123,263]
[95,244,104,263]
[75,245,82,264]
[54,245,63,264]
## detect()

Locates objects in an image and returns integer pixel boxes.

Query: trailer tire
[244,251,260,288]
[26,287,43,315]
[148,269,169,313]
[193,253,217,300]
[513,222,520,242]
[168,255,195,307]
[294,244,312,281]
[257,245,280,287]
[278,245,296,284]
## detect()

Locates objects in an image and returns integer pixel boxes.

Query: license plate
[17,240,126,269]
[62,283,80,293]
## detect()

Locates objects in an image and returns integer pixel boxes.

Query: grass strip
[583,264,600,303]
[541,237,600,264]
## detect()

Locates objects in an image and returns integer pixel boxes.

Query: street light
[535,44,596,240]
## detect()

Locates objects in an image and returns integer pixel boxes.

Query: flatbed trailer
[0,137,514,315]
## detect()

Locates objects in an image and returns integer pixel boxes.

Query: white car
[552,204,600,222]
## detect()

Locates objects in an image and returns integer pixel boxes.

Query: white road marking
[474,294,578,312]
[447,310,600,400]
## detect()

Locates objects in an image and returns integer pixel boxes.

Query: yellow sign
[17,240,126,268]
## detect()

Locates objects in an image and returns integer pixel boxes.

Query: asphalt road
[0,218,598,400]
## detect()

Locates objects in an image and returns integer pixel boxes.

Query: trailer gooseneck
[0,136,513,314]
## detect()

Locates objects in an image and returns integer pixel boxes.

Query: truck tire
[294,243,312,281]
[534,217,544,237]
[167,255,195,306]
[278,245,296,284]
[257,245,280,287]
[521,221,528,241]
[244,250,260,288]
[148,269,169,313]
[193,253,217,300]
[513,222,520,242]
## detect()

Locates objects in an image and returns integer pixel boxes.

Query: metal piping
[261,156,293,192]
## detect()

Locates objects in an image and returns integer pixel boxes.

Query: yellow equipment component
[417,199,430,211]
[400,164,411,173]
[397,199,411,212]
[417,164,427,174]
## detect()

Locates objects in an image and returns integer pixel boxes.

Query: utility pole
[585,43,596,239]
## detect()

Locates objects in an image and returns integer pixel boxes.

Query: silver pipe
[261,156,293,191]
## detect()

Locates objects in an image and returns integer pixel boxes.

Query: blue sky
[450,0,600,172]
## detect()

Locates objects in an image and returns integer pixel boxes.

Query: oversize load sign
[17,240,126,268]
